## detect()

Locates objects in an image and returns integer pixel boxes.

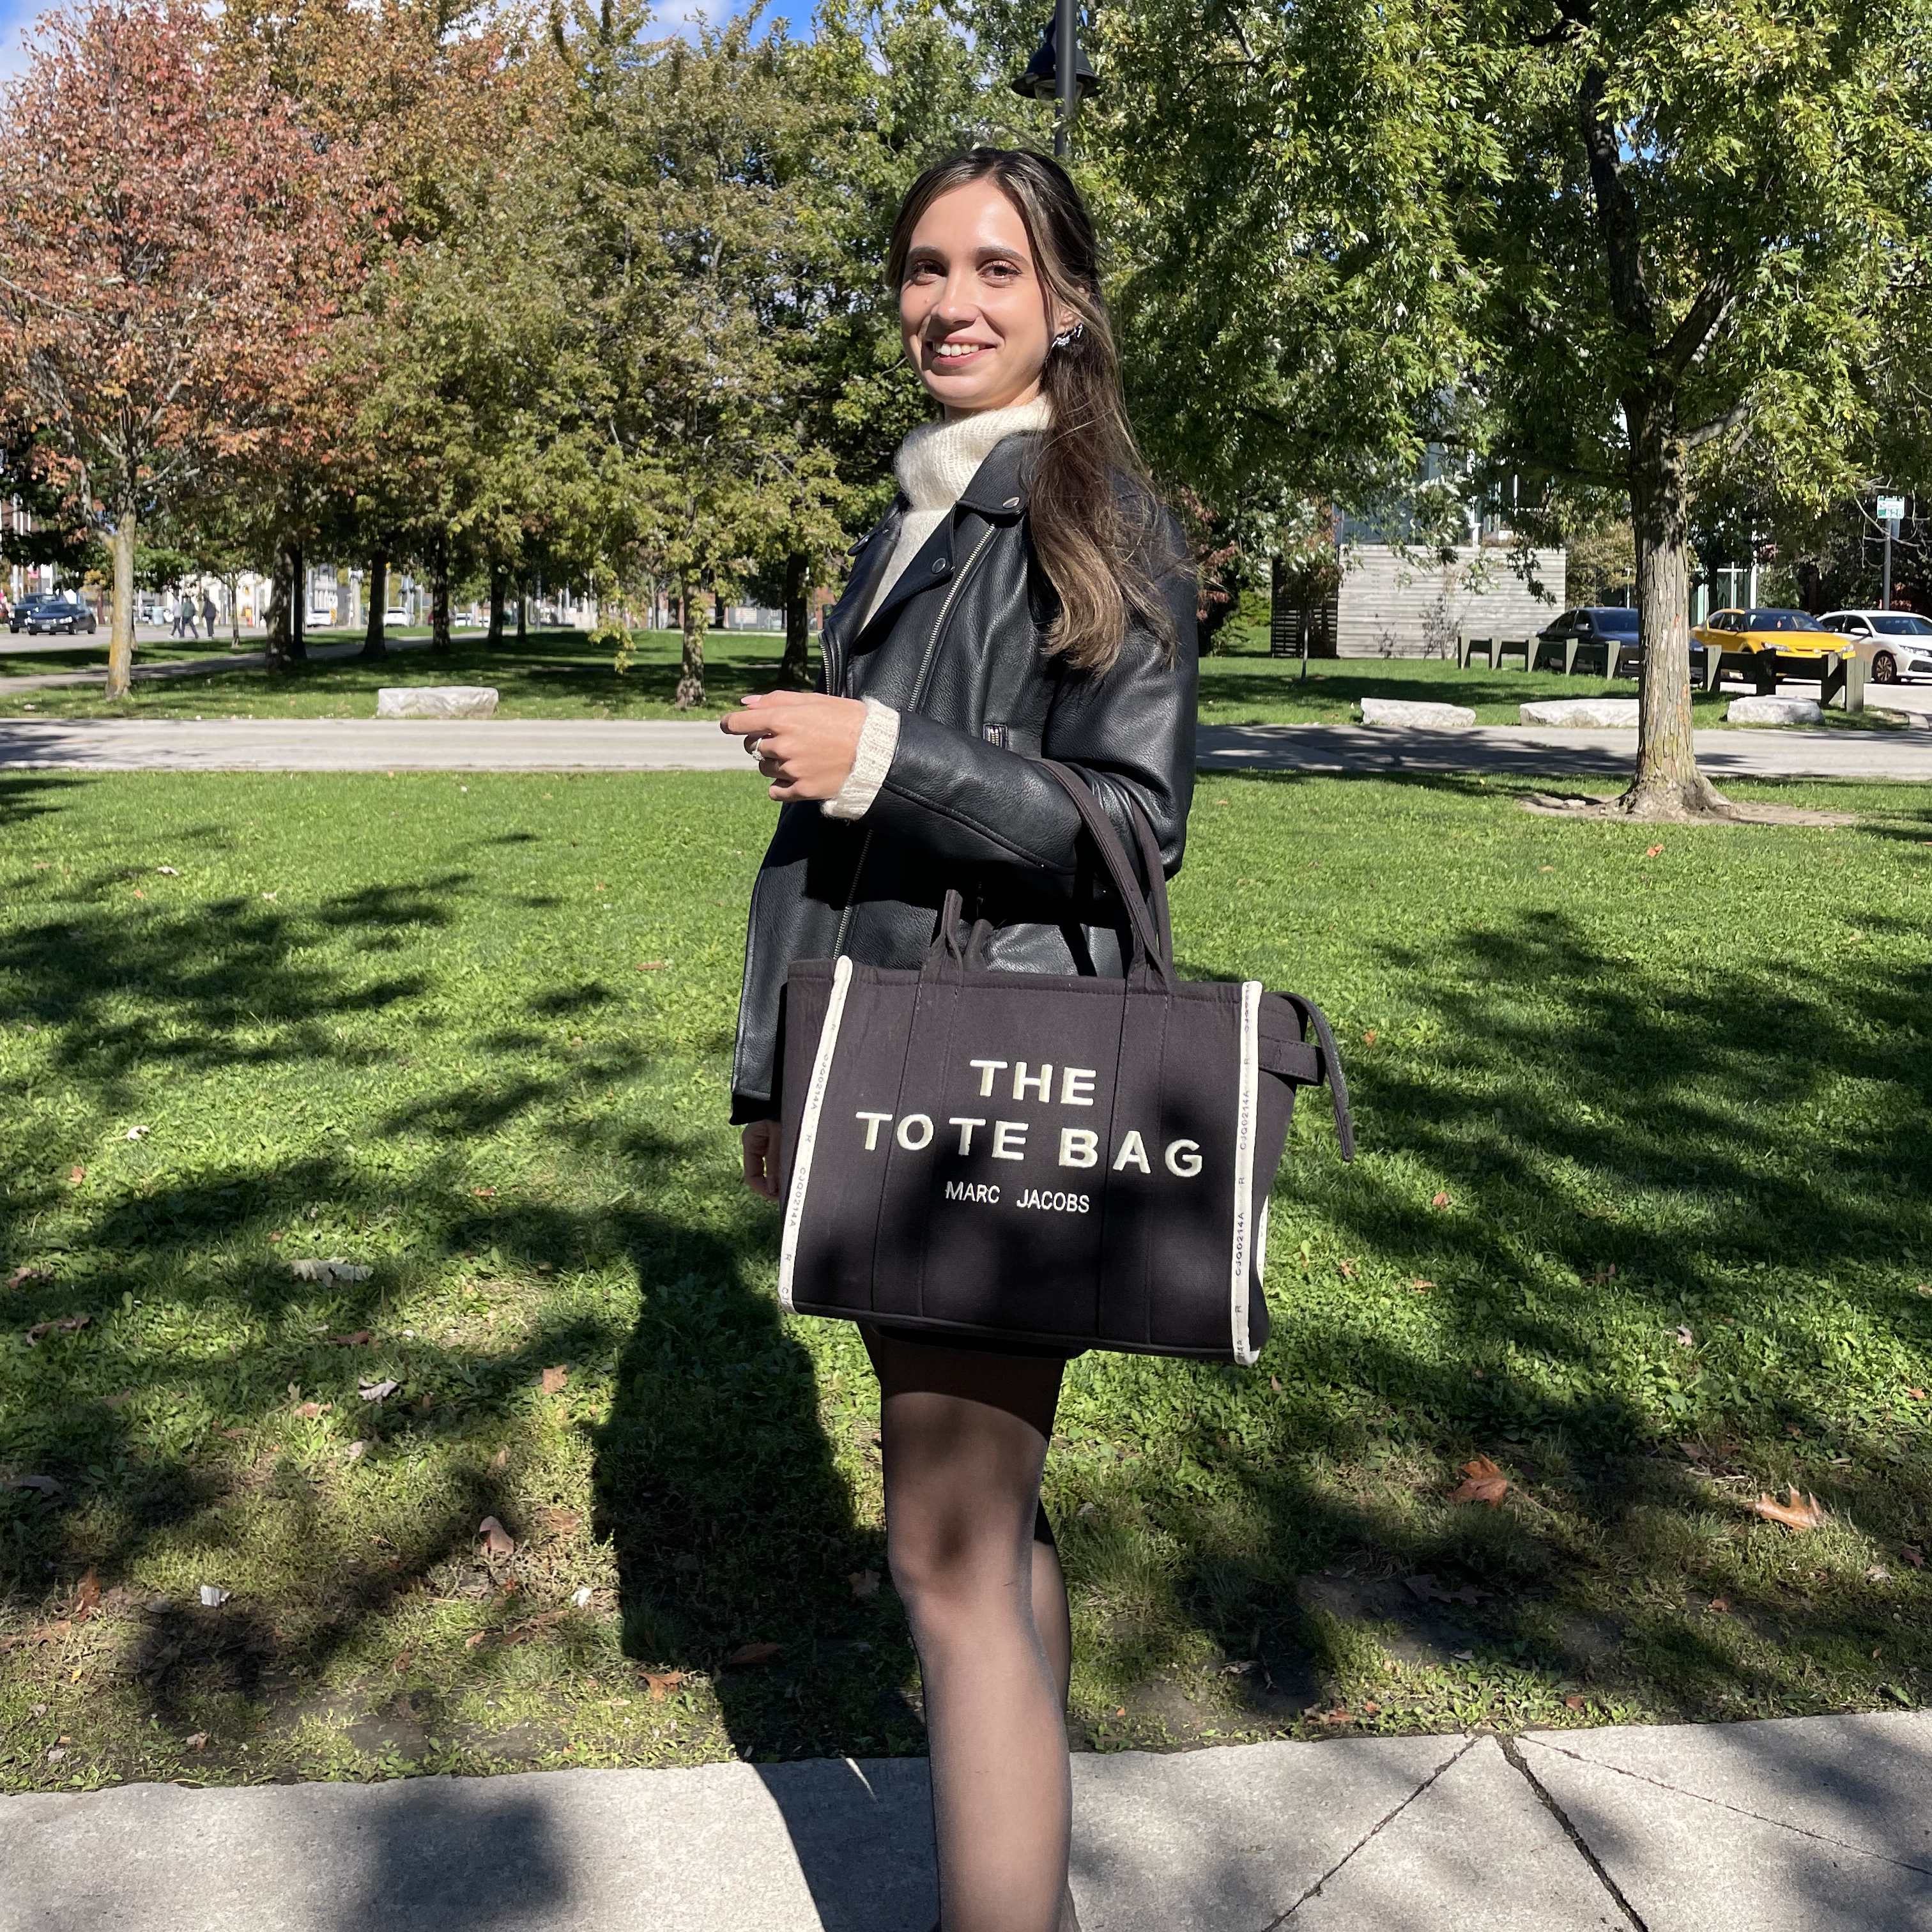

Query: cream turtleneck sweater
[824,396,1052,822]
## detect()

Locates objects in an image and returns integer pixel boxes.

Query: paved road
[0,634,427,689]
[4,715,1932,781]
[4,1711,1929,1930]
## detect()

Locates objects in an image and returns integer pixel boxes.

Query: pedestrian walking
[178,593,198,640]
[724,149,1196,1932]
[201,592,216,636]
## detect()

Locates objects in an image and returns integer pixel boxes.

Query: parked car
[382,606,410,627]
[8,592,56,633]
[1692,607,1844,671]
[22,593,97,636]
[1818,610,1932,684]
[1537,606,1641,673]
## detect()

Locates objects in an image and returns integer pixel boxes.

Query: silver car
[1821,610,1932,683]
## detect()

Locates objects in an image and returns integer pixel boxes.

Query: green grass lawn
[0,627,792,721]
[3,767,1930,1795]
[3,624,1908,730]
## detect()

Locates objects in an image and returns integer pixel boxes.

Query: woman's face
[900,180,1070,417]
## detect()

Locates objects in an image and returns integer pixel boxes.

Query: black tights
[863,1326,1077,1932]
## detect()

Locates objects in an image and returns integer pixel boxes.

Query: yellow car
[1692,607,1846,666]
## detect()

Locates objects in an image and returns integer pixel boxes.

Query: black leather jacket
[730,430,1198,1123]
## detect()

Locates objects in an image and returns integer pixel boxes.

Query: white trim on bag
[1229,980,1263,1364]
[778,956,855,1312]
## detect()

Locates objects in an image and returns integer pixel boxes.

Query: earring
[1051,321,1085,351]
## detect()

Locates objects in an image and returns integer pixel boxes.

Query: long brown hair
[885,148,1176,673]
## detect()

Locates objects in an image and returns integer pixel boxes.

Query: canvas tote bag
[774,763,1354,1362]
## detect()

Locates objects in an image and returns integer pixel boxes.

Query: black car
[1536,606,1642,675]
[7,592,55,633]
[22,593,97,636]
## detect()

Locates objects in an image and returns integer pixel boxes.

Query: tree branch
[1660,271,1736,382]
[1682,397,1751,448]
[1577,65,1655,345]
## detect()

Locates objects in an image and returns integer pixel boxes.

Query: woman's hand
[742,1119,783,1199]
[721,691,867,802]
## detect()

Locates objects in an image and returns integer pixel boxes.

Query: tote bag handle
[1038,760,1176,990]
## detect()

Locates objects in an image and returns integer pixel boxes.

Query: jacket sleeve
[860,541,1198,881]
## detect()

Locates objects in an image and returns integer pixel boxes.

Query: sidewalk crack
[1518,1734,1932,1880]
[1499,1734,1650,1931]
[1264,1736,1480,1925]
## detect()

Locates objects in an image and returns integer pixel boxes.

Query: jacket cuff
[820,699,899,821]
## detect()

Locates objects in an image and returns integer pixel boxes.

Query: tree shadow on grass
[1094,844,1932,1758]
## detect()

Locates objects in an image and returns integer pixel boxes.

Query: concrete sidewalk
[4,716,1932,781]
[4,1712,1929,1931]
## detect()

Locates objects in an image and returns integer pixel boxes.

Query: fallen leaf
[1708,1597,1731,1612]
[1448,1585,1482,1605]
[357,1378,399,1402]
[1337,1258,1357,1278]
[261,891,277,901]
[479,1516,515,1559]
[1582,1264,1616,1285]
[728,1641,780,1667]
[1867,1565,1892,1583]
[472,1186,496,1198]
[219,1427,247,1440]
[1451,1649,1475,1663]
[489,1448,510,1473]
[464,1630,486,1648]
[1901,1546,1924,1569]
[1410,1278,1435,1292]
[198,1586,231,1607]
[74,1569,101,1617]
[1564,1695,1586,1710]
[636,960,667,971]
[572,1586,594,1608]
[27,1315,90,1345]
[328,1331,372,1347]
[1430,1191,1452,1209]
[6,1266,53,1290]
[1906,1389,1927,1402]
[1786,1424,1804,1438]
[390,1650,413,1674]
[3,1474,62,1496]
[1448,1456,1509,1506]
[295,1402,330,1419]
[1315,1707,1353,1726]
[1751,1488,1827,1531]
[132,889,146,899]
[157,866,178,875]
[124,1124,149,1140]
[344,1440,366,1462]
[1644,843,1664,858]
[1404,1574,1451,1604]
[293,1259,372,1284]
[183,1732,208,1750]
[540,1365,567,1395]
[1676,1326,1695,1348]
[1269,1376,1283,1392]
[848,1568,880,1600]
[644,1670,685,1699]
[1361,1030,1377,1045]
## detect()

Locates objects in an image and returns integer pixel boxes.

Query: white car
[383,606,410,627]
[1820,609,1932,682]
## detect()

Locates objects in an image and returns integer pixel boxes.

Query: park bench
[1456,636,1533,671]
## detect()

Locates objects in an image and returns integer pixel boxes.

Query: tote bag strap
[1038,761,1174,990]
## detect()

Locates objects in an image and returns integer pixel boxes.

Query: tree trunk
[675,572,707,709]
[780,549,811,687]
[487,565,505,647]
[226,572,242,647]
[431,537,451,652]
[1623,394,1726,818]
[289,543,306,661]
[104,503,136,700]
[516,581,527,645]
[362,550,388,658]
[264,539,300,672]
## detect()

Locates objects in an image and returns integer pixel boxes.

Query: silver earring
[1051,321,1084,351]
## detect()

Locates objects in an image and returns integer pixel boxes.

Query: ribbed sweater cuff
[821,698,900,820]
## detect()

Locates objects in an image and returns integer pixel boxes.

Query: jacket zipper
[833,521,1000,957]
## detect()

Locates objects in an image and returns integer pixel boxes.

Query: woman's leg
[865,1329,1071,1932]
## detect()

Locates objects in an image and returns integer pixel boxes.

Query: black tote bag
[774,763,1353,1362]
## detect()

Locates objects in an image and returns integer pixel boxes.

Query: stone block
[375,686,499,719]
[1518,698,1641,728]
[1727,694,1823,726]
[1358,698,1476,728]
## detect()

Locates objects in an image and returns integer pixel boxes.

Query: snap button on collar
[1004,496,1022,509]
[931,557,948,574]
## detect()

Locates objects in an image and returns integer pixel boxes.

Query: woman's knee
[885,1508,1025,1626]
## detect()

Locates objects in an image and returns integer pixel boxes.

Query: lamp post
[1012,0,1098,159]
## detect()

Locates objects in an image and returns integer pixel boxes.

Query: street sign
[1877,494,1906,523]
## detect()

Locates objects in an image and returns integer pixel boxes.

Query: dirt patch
[1298,1572,1480,1669]
[1521,792,1856,827]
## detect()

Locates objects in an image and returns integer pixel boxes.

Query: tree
[0,0,353,698]
[1453,0,1932,815]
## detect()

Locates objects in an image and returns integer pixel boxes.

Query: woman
[722,148,1197,1932]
